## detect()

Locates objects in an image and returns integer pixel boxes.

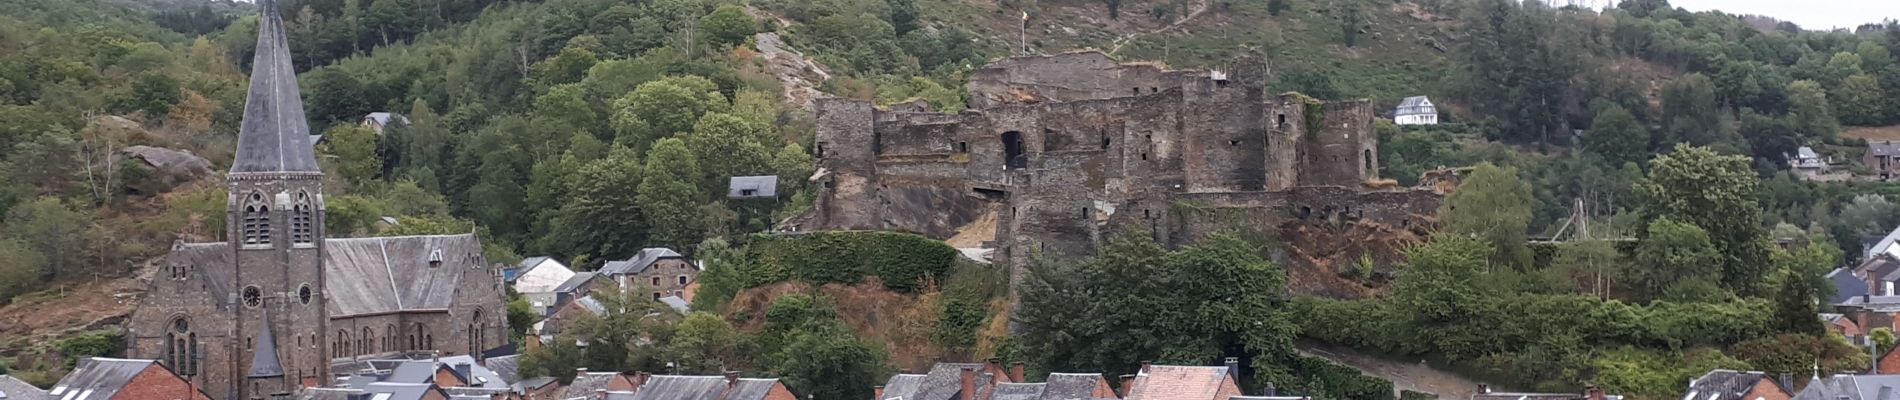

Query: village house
[512,257,579,315]
[1791,146,1828,174]
[600,248,699,301]
[0,375,47,400]
[561,370,641,400]
[728,176,779,200]
[361,112,411,135]
[1120,359,1245,400]
[1869,141,1900,181]
[1680,370,1792,400]
[1394,96,1439,125]
[876,361,1020,400]
[47,357,213,400]
[597,373,798,400]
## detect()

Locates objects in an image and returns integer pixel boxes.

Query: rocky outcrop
[121,145,213,190]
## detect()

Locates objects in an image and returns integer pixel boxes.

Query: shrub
[739,231,957,292]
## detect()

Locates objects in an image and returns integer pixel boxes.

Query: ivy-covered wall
[738,231,959,292]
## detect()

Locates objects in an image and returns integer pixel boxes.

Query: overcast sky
[1645,0,1895,30]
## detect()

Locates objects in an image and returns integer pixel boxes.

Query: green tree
[1771,272,1824,335]
[126,74,181,118]
[612,77,728,149]
[1585,105,1649,167]
[686,113,773,194]
[3,197,108,280]
[1545,239,1622,298]
[1841,194,1900,238]
[319,124,383,185]
[664,312,743,373]
[1640,144,1770,290]
[1787,80,1840,139]
[1632,218,1722,301]
[1875,328,1896,356]
[1439,163,1534,269]
[0,239,47,304]
[1833,74,1885,125]
[776,321,884,400]
[700,5,757,48]
[637,138,706,251]
[547,146,647,261]
[1661,73,1721,146]
[507,294,538,339]
[1391,235,1495,357]
[519,334,585,383]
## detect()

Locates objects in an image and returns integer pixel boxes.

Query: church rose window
[243,286,262,308]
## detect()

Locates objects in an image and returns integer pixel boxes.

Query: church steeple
[231,0,320,174]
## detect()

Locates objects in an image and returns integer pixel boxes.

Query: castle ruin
[800,51,1449,296]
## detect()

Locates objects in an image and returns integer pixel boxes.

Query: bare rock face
[122,145,213,183]
[752,32,831,111]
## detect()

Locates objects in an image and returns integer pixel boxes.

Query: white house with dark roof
[728,176,779,199]
[1394,96,1438,125]
[360,112,410,134]
[511,256,577,315]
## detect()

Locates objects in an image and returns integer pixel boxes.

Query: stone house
[48,357,212,400]
[561,370,641,400]
[600,249,698,301]
[1869,141,1900,180]
[1680,370,1791,400]
[1394,96,1438,125]
[123,4,507,398]
[877,361,1020,400]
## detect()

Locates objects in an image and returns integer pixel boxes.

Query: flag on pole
[1022,11,1029,21]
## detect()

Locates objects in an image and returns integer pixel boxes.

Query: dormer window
[428,249,444,268]
[242,192,271,246]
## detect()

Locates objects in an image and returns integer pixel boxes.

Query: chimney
[1478,384,1490,394]
[1009,362,1025,383]
[595,389,608,400]
[960,367,978,400]
[635,371,651,388]
[1118,374,1137,399]
[1140,361,1152,373]
[874,386,885,399]
[1223,357,1240,380]
[1779,373,1792,393]
[1263,381,1277,397]
[1584,385,1605,400]
[987,358,1004,382]
[726,370,741,389]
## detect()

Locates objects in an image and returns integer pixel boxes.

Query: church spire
[231,0,320,174]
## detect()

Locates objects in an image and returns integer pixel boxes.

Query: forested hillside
[5,0,1900,398]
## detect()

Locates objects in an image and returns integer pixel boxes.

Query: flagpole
[1020,11,1028,55]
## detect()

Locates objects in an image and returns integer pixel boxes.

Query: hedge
[739,231,958,292]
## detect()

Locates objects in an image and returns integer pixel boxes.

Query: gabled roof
[1870,225,1900,261]
[621,375,728,400]
[231,0,318,174]
[50,358,170,400]
[0,375,47,400]
[1398,96,1432,107]
[437,355,510,389]
[563,372,627,399]
[728,176,779,198]
[1833,267,1871,304]
[1395,96,1435,116]
[364,112,410,127]
[1683,370,1787,400]
[1792,374,1900,400]
[555,272,597,294]
[1125,365,1234,400]
[574,296,607,316]
[600,248,687,276]
[363,382,444,400]
[877,363,1003,400]
[1798,146,1820,159]
[1871,141,1900,157]
[513,376,558,393]
[323,234,486,316]
[484,355,521,384]
[247,311,286,378]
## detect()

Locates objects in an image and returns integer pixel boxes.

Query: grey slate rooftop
[247,309,285,378]
[170,234,485,316]
[1682,370,1785,400]
[600,248,686,276]
[554,272,598,294]
[0,375,47,400]
[230,0,318,174]
[49,358,170,400]
[878,363,1001,400]
[1794,374,1900,400]
[728,176,779,199]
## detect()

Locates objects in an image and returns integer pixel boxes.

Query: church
[123,1,508,399]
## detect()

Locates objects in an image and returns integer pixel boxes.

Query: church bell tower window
[291,191,315,244]
[242,192,272,246]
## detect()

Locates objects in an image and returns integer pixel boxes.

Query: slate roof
[658,295,691,313]
[1125,365,1233,400]
[1395,96,1435,116]
[623,375,728,400]
[877,363,1001,400]
[1872,141,1900,158]
[363,382,443,400]
[563,372,626,400]
[247,310,286,378]
[364,112,410,127]
[174,234,484,315]
[1871,226,1900,261]
[724,378,786,400]
[554,272,598,294]
[231,0,318,174]
[514,376,558,394]
[0,375,47,400]
[484,354,521,384]
[1042,373,1109,400]
[600,249,686,276]
[49,358,165,400]
[1798,146,1821,160]
[1682,370,1786,400]
[1834,267,1871,304]
[437,355,510,389]
[1473,392,1622,400]
[1793,374,1900,400]
[728,176,779,198]
[513,256,554,283]
[992,383,1046,400]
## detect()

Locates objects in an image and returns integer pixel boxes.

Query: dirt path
[1107,0,1212,56]
[1297,342,1489,399]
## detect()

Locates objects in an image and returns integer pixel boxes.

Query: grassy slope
[915,0,1456,102]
